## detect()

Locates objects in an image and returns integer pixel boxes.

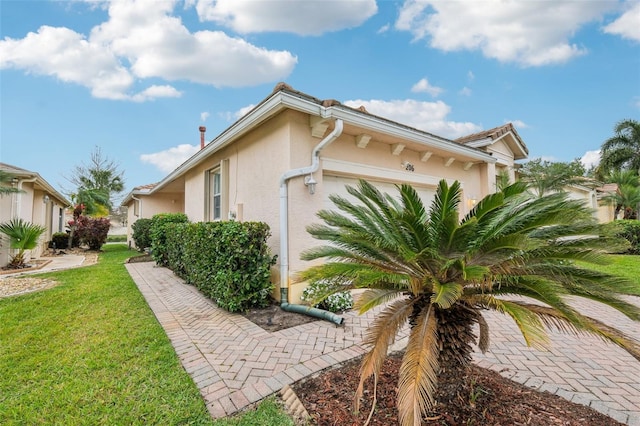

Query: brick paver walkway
[126,262,640,425]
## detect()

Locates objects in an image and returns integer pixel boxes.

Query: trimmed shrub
[75,216,111,250]
[131,218,153,251]
[165,222,189,280]
[150,213,189,266]
[166,221,276,313]
[49,232,69,250]
[613,220,640,254]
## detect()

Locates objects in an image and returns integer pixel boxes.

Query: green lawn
[585,254,640,286]
[0,244,292,426]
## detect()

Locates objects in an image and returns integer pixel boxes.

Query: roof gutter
[279,119,344,326]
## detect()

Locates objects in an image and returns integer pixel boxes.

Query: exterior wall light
[43,195,50,204]
[304,174,317,195]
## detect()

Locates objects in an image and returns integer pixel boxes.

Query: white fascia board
[464,138,494,148]
[326,107,495,163]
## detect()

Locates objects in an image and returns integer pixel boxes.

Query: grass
[0,244,292,425]
[587,254,640,286]
[106,234,127,243]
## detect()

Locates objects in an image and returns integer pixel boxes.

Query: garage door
[322,174,436,212]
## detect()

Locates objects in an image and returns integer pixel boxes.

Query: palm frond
[354,289,406,314]
[355,298,413,414]
[397,305,439,426]
[478,296,550,349]
[476,313,490,353]
[428,180,461,252]
[430,281,463,309]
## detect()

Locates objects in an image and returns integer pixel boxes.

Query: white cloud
[377,24,391,34]
[581,150,601,169]
[344,98,482,139]
[459,86,472,96]
[0,0,297,101]
[220,103,255,122]
[411,78,444,97]
[395,0,615,66]
[235,104,256,119]
[506,119,529,129]
[603,2,640,42]
[131,85,182,102]
[0,26,134,100]
[200,111,210,122]
[467,70,475,81]
[140,144,200,173]
[191,0,377,35]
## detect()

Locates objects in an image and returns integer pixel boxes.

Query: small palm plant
[300,179,640,426]
[0,218,46,268]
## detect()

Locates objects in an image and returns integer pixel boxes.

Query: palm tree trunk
[434,305,479,404]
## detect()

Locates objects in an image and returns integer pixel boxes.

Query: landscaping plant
[131,217,153,250]
[165,221,276,312]
[301,280,353,313]
[150,213,189,266]
[299,179,640,426]
[75,215,111,250]
[0,218,46,268]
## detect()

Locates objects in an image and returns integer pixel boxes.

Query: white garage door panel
[322,175,435,212]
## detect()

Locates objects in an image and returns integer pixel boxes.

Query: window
[206,160,229,221]
[209,168,222,221]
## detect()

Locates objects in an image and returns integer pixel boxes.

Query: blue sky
[1,0,639,202]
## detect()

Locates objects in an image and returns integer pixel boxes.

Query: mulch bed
[291,352,623,426]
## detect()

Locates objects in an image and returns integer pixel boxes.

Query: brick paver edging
[126,262,639,425]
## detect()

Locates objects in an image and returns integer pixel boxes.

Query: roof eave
[148,90,496,195]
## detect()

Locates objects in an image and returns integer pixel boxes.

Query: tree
[518,158,587,197]
[300,180,640,426]
[600,119,640,175]
[0,218,46,268]
[601,170,640,219]
[67,147,125,215]
[0,170,23,197]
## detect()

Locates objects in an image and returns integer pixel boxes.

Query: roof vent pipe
[199,126,206,150]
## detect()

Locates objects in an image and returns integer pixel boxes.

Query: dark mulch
[240,300,319,332]
[291,352,624,426]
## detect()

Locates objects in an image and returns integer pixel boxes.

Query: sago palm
[300,179,640,426]
[0,218,46,268]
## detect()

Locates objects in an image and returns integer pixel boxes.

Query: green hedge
[131,218,153,250]
[613,220,640,254]
[165,221,276,312]
[150,213,190,266]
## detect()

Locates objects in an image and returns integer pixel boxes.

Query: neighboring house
[122,83,528,303]
[595,183,621,222]
[0,163,70,267]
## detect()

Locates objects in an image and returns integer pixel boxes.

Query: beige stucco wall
[0,182,67,266]
[125,192,184,248]
[129,110,518,304]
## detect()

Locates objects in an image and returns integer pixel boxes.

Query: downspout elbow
[280,288,344,326]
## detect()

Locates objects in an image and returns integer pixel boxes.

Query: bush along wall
[131,218,153,251]
[150,213,190,266]
[165,221,276,313]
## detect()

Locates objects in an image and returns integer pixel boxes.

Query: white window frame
[208,167,222,221]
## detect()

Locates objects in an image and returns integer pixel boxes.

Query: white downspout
[279,119,344,324]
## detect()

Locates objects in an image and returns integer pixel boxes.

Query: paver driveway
[126,262,640,425]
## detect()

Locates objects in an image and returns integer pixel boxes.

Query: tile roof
[133,183,157,191]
